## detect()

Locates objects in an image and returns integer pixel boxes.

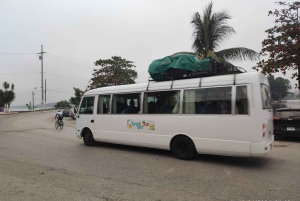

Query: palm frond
[204,51,235,67]
[191,12,205,54]
[206,51,221,62]
[3,81,9,90]
[191,2,235,55]
[218,57,235,68]
[215,48,259,62]
[171,52,196,57]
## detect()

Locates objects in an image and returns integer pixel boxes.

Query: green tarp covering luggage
[148,53,212,81]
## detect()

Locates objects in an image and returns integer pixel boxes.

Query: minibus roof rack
[147,66,246,82]
[146,58,247,90]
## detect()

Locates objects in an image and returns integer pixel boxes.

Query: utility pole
[38,45,46,110]
[45,79,47,109]
[32,87,37,112]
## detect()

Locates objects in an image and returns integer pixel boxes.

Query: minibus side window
[79,97,95,114]
[97,95,110,114]
[235,86,248,115]
[112,93,141,114]
[143,91,180,114]
[183,87,232,114]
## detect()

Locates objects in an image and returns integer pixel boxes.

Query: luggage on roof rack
[148,53,246,81]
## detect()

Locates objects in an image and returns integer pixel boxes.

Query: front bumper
[76,128,82,139]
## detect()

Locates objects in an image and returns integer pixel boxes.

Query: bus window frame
[235,84,250,116]
[96,94,112,115]
[260,84,272,110]
[181,85,234,116]
[111,92,142,115]
[142,89,181,115]
[79,96,96,115]
[92,85,251,116]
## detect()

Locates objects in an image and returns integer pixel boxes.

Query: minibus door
[77,96,96,135]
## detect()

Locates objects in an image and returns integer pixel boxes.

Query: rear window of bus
[261,84,272,109]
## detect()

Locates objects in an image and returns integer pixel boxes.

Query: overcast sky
[0,0,298,106]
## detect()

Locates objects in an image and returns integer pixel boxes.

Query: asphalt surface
[0,111,299,201]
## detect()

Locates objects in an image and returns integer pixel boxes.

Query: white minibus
[76,72,273,160]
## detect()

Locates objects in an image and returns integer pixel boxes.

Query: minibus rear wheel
[171,136,196,160]
[82,129,95,146]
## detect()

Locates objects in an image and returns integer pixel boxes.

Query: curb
[0,112,18,115]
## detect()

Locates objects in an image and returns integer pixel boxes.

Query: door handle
[91,120,94,123]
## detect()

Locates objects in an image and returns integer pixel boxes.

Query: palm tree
[0,89,4,108]
[2,81,15,113]
[3,81,9,91]
[191,2,258,65]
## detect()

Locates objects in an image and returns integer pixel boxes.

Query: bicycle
[55,120,64,130]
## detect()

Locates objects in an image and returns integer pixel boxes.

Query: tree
[190,2,258,66]
[2,81,15,113]
[0,89,4,107]
[26,104,32,111]
[253,1,300,89]
[268,75,292,100]
[69,87,84,108]
[88,56,138,90]
[54,100,71,109]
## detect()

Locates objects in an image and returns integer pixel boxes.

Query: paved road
[0,111,299,201]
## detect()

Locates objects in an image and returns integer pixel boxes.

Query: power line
[15,93,32,97]
[0,71,88,82]
[46,47,92,65]
[46,53,94,70]
[44,72,89,81]
[16,91,34,95]
[0,72,40,75]
[47,89,73,94]
[0,52,37,55]
[16,91,40,96]
[0,45,40,47]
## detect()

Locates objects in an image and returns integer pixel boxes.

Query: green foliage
[0,89,4,107]
[253,2,300,89]
[25,103,36,111]
[69,87,84,108]
[268,75,292,100]
[190,2,258,64]
[3,82,9,90]
[26,104,32,111]
[88,56,138,90]
[1,81,15,112]
[54,100,71,109]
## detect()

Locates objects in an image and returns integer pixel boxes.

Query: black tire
[82,129,95,146]
[55,122,58,129]
[171,136,196,160]
[60,122,64,130]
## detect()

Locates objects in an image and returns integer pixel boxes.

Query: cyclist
[55,110,63,125]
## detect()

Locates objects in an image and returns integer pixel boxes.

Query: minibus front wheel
[171,136,196,160]
[82,128,95,146]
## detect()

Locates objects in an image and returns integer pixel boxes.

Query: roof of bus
[84,72,267,96]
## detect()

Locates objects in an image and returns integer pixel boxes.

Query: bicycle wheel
[55,122,59,129]
[60,122,64,130]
